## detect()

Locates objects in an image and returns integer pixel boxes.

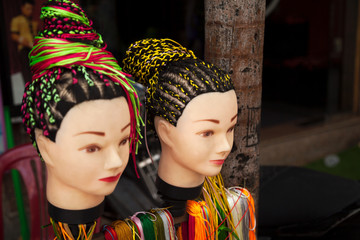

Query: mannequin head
[30,72,132,209]
[36,97,131,209]
[22,0,141,209]
[154,91,237,187]
[123,38,237,187]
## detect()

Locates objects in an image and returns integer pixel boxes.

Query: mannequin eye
[199,130,214,137]
[119,137,130,146]
[81,145,100,153]
[227,125,235,133]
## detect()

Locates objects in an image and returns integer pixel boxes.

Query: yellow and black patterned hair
[123,38,234,128]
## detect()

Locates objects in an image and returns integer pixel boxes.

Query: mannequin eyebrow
[74,123,130,136]
[195,119,220,124]
[195,114,237,124]
[74,131,105,136]
[121,123,131,132]
[231,114,238,122]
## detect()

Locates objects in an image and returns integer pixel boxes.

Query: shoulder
[11,15,26,25]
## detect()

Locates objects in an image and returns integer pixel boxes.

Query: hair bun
[122,38,196,86]
[39,0,103,48]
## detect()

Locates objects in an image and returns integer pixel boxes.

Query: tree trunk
[204,0,265,201]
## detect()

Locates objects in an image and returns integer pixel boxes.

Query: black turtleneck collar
[155,175,203,217]
[48,201,104,225]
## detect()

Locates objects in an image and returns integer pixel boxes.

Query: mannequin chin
[35,97,131,210]
[156,90,238,188]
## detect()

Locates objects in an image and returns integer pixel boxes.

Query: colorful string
[201,175,256,240]
[104,209,177,240]
[50,218,96,240]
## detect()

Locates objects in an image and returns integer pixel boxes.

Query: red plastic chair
[0,143,52,240]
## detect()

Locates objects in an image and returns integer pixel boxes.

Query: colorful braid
[21,0,143,173]
[122,38,234,128]
[39,0,102,47]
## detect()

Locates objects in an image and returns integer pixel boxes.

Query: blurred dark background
[1,0,360,239]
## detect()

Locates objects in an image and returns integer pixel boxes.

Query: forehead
[178,90,237,123]
[55,97,129,139]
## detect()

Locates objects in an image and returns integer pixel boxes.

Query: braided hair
[122,38,234,129]
[22,0,142,160]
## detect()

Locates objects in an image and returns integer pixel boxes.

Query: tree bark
[204,0,265,201]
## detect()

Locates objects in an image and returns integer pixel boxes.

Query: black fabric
[155,175,203,217]
[48,201,104,225]
[258,166,360,237]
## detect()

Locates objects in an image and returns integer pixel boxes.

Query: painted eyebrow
[231,114,238,122]
[194,119,220,124]
[74,122,130,136]
[74,131,105,137]
[194,114,238,124]
[121,123,131,132]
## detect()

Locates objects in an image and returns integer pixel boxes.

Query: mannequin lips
[99,173,121,182]
[210,159,225,165]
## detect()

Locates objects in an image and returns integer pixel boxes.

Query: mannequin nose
[217,135,232,155]
[104,147,124,170]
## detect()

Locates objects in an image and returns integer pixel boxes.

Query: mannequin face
[157,90,238,187]
[38,97,130,209]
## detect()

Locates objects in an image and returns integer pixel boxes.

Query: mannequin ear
[34,128,55,166]
[154,116,175,148]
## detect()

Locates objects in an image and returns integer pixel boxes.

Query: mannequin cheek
[191,142,212,160]
[229,131,235,144]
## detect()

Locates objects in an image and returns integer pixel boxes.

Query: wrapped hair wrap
[21,0,142,168]
[122,38,234,128]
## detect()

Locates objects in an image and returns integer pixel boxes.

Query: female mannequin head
[30,71,133,209]
[123,38,237,188]
[21,0,141,210]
